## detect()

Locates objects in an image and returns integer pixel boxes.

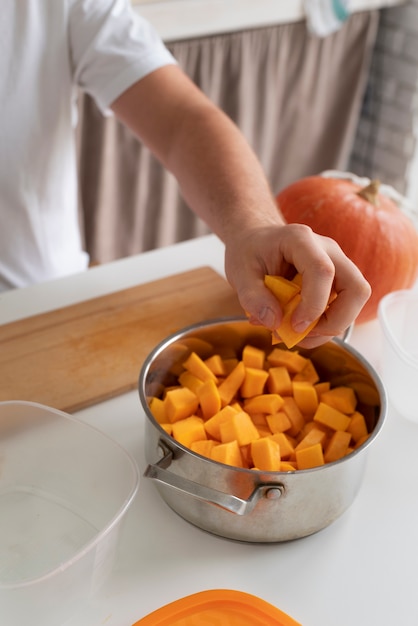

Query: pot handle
[144,448,284,516]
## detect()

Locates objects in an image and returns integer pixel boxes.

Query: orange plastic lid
[132,589,302,626]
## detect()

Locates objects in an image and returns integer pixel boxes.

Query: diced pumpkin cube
[157,343,193,378]
[270,432,295,459]
[190,439,218,457]
[321,386,357,414]
[267,366,293,396]
[266,274,338,349]
[295,427,327,452]
[218,361,246,406]
[204,405,238,440]
[298,420,330,440]
[178,371,205,395]
[211,440,244,467]
[314,381,331,399]
[344,377,380,407]
[267,348,308,373]
[292,381,319,416]
[252,416,272,438]
[149,396,166,425]
[257,425,273,438]
[328,288,338,305]
[222,358,239,375]
[165,387,199,423]
[196,379,221,420]
[219,411,260,446]
[354,434,370,449]
[182,351,217,383]
[264,274,301,307]
[240,444,252,468]
[293,359,320,384]
[172,416,207,448]
[295,443,325,469]
[160,423,173,435]
[292,273,303,287]
[242,344,266,370]
[250,413,269,427]
[266,411,292,434]
[204,354,226,376]
[271,331,283,346]
[284,432,297,446]
[244,393,284,415]
[281,397,305,437]
[313,402,351,432]
[280,461,297,472]
[163,385,180,395]
[274,294,320,349]
[251,437,281,471]
[240,367,269,398]
[347,411,369,443]
[324,430,352,463]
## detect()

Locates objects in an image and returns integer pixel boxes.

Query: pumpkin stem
[357,179,380,205]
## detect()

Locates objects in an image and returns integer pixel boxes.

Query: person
[0,0,370,348]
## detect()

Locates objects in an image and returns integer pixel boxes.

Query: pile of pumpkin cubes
[147,343,370,472]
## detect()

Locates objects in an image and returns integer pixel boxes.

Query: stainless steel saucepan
[138,318,386,542]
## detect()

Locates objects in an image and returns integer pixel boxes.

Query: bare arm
[111,65,370,346]
[111,65,279,236]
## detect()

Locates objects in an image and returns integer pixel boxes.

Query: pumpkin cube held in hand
[264,273,337,348]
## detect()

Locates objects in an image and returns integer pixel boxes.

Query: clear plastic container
[0,401,139,626]
[378,289,418,423]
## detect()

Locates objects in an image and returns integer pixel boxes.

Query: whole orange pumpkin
[277,174,418,323]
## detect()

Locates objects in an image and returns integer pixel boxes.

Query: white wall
[133,0,405,41]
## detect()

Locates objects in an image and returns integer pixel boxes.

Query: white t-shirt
[0,0,176,291]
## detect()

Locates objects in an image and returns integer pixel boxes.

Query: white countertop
[2,234,418,626]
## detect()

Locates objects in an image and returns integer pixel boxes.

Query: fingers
[225,248,285,330]
[290,233,371,338]
[277,226,337,331]
[224,224,371,347]
[311,244,371,339]
[224,226,293,329]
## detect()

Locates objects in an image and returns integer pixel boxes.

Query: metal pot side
[139,318,386,543]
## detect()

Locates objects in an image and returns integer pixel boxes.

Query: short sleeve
[68,0,176,113]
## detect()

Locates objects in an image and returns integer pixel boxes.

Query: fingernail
[293,320,313,332]
[259,306,276,329]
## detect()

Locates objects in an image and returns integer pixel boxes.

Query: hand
[224,223,371,348]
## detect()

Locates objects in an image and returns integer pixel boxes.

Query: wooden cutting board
[0,267,243,413]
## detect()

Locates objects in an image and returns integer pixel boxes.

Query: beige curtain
[77,12,379,264]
